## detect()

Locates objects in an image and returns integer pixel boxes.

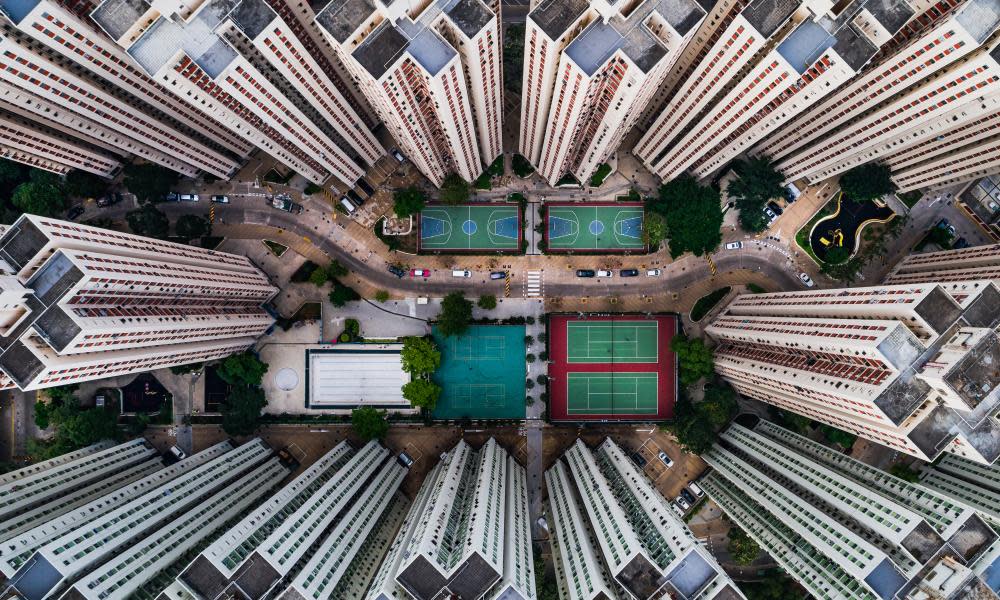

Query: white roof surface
[308,347,410,406]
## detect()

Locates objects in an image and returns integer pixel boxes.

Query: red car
[410,269,430,278]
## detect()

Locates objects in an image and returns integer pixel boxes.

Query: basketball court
[546,202,645,251]
[419,204,521,251]
[431,325,526,419]
[548,314,677,422]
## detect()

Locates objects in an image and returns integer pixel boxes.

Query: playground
[548,314,677,421]
[418,204,521,251]
[809,193,895,262]
[546,202,645,251]
[431,325,526,419]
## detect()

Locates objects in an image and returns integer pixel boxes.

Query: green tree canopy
[402,379,442,410]
[477,295,497,310]
[221,385,267,436]
[175,214,210,241]
[670,333,715,386]
[823,246,850,265]
[839,163,897,203]
[327,260,349,279]
[217,351,269,386]
[821,254,864,282]
[123,163,179,203]
[642,211,667,247]
[127,204,170,239]
[700,384,738,429]
[60,406,120,446]
[393,187,427,218]
[329,282,361,307]
[727,157,784,233]
[0,159,25,185]
[308,267,329,286]
[400,336,441,375]
[34,401,51,429]
[673,406,717,454]
[63,170,109,199]
[437,292,473,337]
[648,175,722,258]
[351,406,389,440]
[440,173,470,205]
[727,525,761,565]
[12,170,66,217]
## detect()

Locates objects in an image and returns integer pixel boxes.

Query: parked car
[388,265,406,278]
[168,446,187,461]
[356,178,374,196]
[397,452,414,467]
[725,241,743,250]
[687,482,705,498]
[767,201,783,215]
[764,206,778,223]
[576,269,596,278]
[675,497,691,512]
[620,269,639,277]
[165,192,179,202]
[97,193,122,207]
[391,149,405,162]
[490,271,507,280]
[211,195,230,203]
[411,269,431,277]
[178,194,200,202]
[672,502,686,517]
[272,195,303,214]
[66,205,85,220]
[680,488,696,504]
[646,269,661,276]
[658,450,673,468]
[799,272,815,287]
[340,198,357,214]
[451,270,471,278]
[596,270,613,277]
[630,452,647,468]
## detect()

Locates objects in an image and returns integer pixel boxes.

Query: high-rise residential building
[520,0,706,186]
[545,438,741,600]
[704,281,1000,464]
[0,109,122,177]
[366,438,535,600]
[885,243,1000,286]
[920,452,1000,526]
[314,0,501,187]
[0,215,277,392]
[636,0,920,182]
[702,418,1000,600]
[4,439,291,600]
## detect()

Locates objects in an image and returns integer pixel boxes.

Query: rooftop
[528,0,590,39]
[742,0,799,37]
[776,19,836,74]
[229,0,278,39]
[128,0,240,78]
[860,0,914,34]
[943,331,1000,409]
[351,21,409,78]
[955,0,1000,43]
[404,24,456,75]
[0,218,49,273]
[831,24,877,71]
[0,0,41,24]
[315,0,375,44]
[31,305,80,354]
[90,0,150,41]
[665,550,718,599]
[445,0,493,37]
[305,346,409,409]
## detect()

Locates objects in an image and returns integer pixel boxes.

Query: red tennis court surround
[547,314,678,422]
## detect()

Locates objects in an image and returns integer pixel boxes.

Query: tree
[327,260,349,279]
[727,525,761,565]
[642,211,667,247]
[34,401,51,429]
[351,406,388,440]
[674,409,717,454]
[648,175,722,258]
[670,333,714,386]
[175,214,210,241]
[478,295,497,310]
[12,170,66,217]
[700,384,737,429]
[437,292,473,337]
[60,406,120,446]
[63,170,108,199]
[823,246,850,265]
[400,336,441,375]
[402,379,442,410]
[123,163,179,203]
[393,187,427,218]
[839,163,897,203]
[820,424,856,450]
[221,385,266,436]
[308,267,329,286]
[127,204,170,239]
[0,159,25,185]
[821,255,864,282]
[440,173,470,205]
[329,282,361,307]
[374,290,390,303]
[727,157,784,234]
[217,351,269,386]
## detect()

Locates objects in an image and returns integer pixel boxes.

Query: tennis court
[419,204,521,251]
[548,314,677,421]
[566,320,659,363]
[546,202,645,251]
[431,325,526,419]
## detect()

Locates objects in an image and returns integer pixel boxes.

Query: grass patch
[263,239,287,257]
[512,154,534,178]
[474,172,492,190]
[555,173,579,187]
[898,191,921,209]
[691,286,731,322]
[795,197,838,264]
[589,163,612,187]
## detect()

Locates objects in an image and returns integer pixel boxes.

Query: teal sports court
[431,325,526,419]
[546,202,645,251]
[419,204,521,251]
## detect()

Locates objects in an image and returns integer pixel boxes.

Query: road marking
[524,270,543,297]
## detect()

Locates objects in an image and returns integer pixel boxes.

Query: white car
[646,269,661,277]
[596,270,613,277]
[675,497,691,512]
[658,451,673,468]
[799,273,815,287]
[725,241,743,250]
[451,270,472,278]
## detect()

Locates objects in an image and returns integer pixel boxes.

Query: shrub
[536,375,547,385]
[478,295,497,310]
[526,353,536,363]
[525,379,535,390]
[345,318,361,336]
[338,333,351,342]
[524,335,534,346]
[526,316,535,325]
[374,290,390,303]
[438,292,473,337]
[539,351,548,361]
[351,406,388,440]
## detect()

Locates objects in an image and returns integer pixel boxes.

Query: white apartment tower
[314,0,502,187]
[0,215,277,392]
[702,418,1000,600]
[520,0,706,186]
[920,452,1000,527]
[366,438,536,600]
[545,438,741,600]
[885,243,1000,286]
[636,0,921,182]
[705,282,1000,464]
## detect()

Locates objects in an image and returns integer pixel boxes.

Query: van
[687,481,705,498]
[397,452,414,468]
[340,197,357,214]
[452,270,471,278]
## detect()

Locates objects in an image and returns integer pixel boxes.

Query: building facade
[885,242,1000,286]
[520,0,706,186]
[0,215,277,391]
[315,0,501,187]
[545,437,741,600]
[702,418,1000,600]
[705,282,1000,464]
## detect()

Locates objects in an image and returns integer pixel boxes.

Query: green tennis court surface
[431,325,526,419]
[566,373,659,415]
[567,320,659,363]
[420,205,520,250]
[547,204,644,250]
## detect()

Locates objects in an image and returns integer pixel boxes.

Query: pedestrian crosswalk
[524,270,543,297]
